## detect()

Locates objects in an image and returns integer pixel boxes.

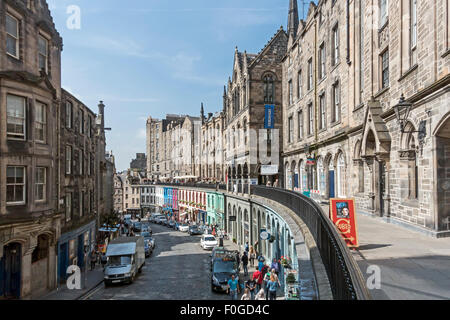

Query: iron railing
[157,182,226,190]
[251,185,371,300]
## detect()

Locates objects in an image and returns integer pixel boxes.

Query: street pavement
[322,204,450,300]
[85,224,255,300]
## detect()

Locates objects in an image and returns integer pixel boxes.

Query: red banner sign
[329,199,359,248]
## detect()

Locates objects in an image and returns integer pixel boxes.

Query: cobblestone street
[87,224,233,300]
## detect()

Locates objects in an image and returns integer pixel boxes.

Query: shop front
[57,219,96,283]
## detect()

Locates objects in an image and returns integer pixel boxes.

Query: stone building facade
[282,0,450,237]
[200,105,225,182]
[223,29,288,192]
[113,171,124,214]
[0,0,63,299]
[57,89,99,285]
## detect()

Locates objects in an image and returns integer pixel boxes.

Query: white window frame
[6,13,19,59]
[66,101,72,128]
[298,110,303,140]
[35,102,47,143]
[380,0,389,28]
[308,103,314,135]
[35,167,46,202]
[332,25,339,66]
[288,116,294,143]
[308,59,313,90]
[410,0,417,49]
[333,82,341,123]
[6,166,26,205]
[319,93,326,130]
[38,34,48,73]
[319,43,326,80]
[66,146,72,175]
[6,94,26,140]
[289,80,293,105]
[298,70,302,98]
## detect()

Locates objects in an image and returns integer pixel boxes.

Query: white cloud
[137,128,147,140]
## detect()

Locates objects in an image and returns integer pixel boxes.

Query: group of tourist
[227,242,282,301]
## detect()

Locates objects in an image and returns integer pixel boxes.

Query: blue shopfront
[57,220,96,283]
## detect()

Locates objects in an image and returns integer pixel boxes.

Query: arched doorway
[291,161,297,191]
[1,242,22,299]
[435,115,450,230]
[336,152,346,198]
[244,210,250,245]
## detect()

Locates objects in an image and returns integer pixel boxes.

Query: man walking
[242,252,249,276]
[227,274,240,300]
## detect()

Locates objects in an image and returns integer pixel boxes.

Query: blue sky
[47,0,313,171]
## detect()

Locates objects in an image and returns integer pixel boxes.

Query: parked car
[200,235,218,250]
[188,225,203,235]
[141,223,152,234]
[156,216,167,225]
[132,222,142,233]
[178,224,190,232]
[211,252,240,292]
[141,231,152,242]
[210,247,226,270]
[168,220,176,228]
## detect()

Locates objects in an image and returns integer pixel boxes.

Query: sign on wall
[329,199,359,248]
[261,165,279,175]
[264,105,275,129]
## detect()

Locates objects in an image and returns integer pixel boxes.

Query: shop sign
[261,165,279,175]
[260,229,270,241]
[229,216,237,222]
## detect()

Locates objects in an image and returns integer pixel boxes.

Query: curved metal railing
[251,185,371,300]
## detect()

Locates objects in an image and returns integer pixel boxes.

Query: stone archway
[435,114,450,231]
[361,99,392,217]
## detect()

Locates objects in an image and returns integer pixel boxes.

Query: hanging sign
[264,105,275,129]
[306,158,316,166]
[260,229,270,241]
[329,199,359,248]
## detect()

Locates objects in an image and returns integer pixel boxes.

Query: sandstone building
[282,0,450,237]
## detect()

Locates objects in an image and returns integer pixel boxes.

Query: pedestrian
[241,288,251,300]
[100,252,107,270]
[271,259,280,275]
[244,242,249,253]
[245,277,257,300]
[227,274,240,300]
[273,179,279,188]
[267,274,280,300]
[241,252,249,276]
[258,258,265,272]
[263,268,271,300]
[252,270,263,292]
[90,250,97,271]
[249,246,256,268]
[236,251,240,268]
[255,288,265,300]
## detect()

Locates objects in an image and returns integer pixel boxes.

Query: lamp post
[393,94,427,144]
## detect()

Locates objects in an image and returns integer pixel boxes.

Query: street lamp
[393,94,427,143]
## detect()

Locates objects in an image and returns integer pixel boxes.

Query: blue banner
[264,105,275,129]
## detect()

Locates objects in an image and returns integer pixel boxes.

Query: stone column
[21,249,33,298]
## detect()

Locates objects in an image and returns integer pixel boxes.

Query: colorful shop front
[162,187,178,220]
[176,188,207,223]
[57,219,96,283]
[206,192,225,229]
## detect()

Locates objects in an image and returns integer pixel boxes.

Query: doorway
[1,243,22,299]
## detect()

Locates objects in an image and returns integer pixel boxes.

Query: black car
[132,222,142,233]
[188,225,203,235]
[211,256,240,293]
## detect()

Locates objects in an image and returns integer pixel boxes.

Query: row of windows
[6,166,46,205]
[65,101,94,137]
[65,145,94,176]
[6,94,48,142]
[288,81,341,143]
[5,12,50,74]
[65,190,94,223]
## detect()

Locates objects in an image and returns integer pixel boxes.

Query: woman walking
[267,274,280,300]
[241,288,251,300]
[249,246,256,268]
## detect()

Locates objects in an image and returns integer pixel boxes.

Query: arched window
[336,153,346,198]
[317,157,326,196]
[263,75,274,104]
[237,123,241,146]
[300,160,307,192]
